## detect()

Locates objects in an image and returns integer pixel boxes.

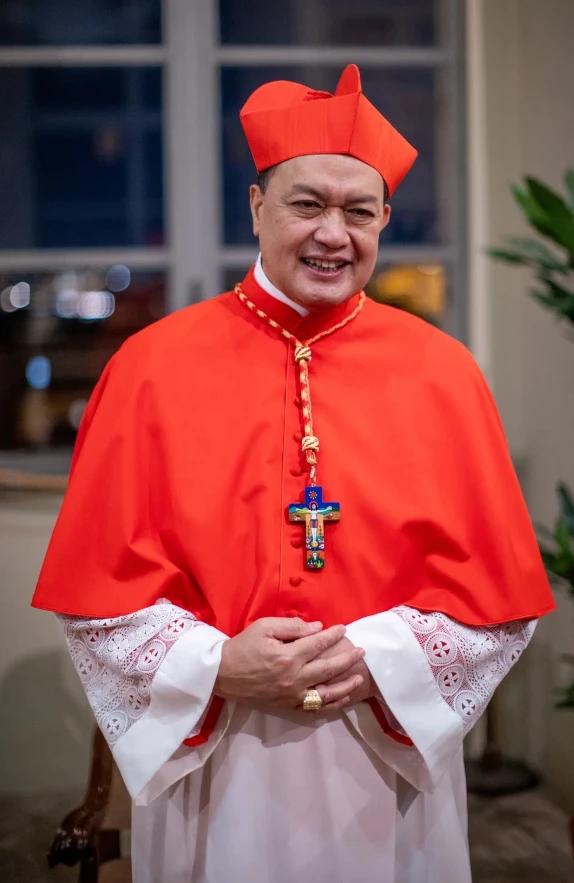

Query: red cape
[33,268,554,629]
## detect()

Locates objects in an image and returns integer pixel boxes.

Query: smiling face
[249,153,391,310]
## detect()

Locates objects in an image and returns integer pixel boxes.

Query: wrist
[214,639,231,698]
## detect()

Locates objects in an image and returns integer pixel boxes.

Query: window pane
[0,67,164,248]
[0,0,161,46]
[0,268,166,451]
[219,0,437,46]
[221,66,439,246]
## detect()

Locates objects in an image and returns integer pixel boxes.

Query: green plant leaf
[531,289,567,312]
[558,483,574,532]
[527,176,574,220]
[525,177,574,253]
[506,237,569,272]
[542,276,574,300]
[565,169,574,215]
[540,548,558,570]
[556,681,574,709]
[532,277,574,323]
[485,247,528,266]
[535,522,557,543]
[512,185,558,242]
[555,520,573,554]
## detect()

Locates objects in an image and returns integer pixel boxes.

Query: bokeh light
[78,290,115,320]
[9,282,31,309]
[105,264,131,292]
[25,355,52,390]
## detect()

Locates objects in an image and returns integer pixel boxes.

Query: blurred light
[26,356,51,390]
[55,288,80,319]
[9,281,31,309]
[106,264,131,292]
[78,290,115,320]
[68,398,88,430]
[374,264,446,317]
[0,286,16,312]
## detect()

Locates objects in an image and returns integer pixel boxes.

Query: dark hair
[257,163,389,202]
[257,165,277,194]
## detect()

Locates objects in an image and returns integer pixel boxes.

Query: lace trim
[58,599,203,746]
[60,600,535,748]
[393,608,535,733]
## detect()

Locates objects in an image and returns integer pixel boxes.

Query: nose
[313,208,351,250]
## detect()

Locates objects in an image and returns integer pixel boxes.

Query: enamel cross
[288,486,341,569]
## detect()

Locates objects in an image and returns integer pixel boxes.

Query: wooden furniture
[47,727,132,883]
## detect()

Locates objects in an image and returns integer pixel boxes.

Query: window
[0,0,466,461]
[216,0,465,336]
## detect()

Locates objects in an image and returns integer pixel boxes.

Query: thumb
[265,617,323,642]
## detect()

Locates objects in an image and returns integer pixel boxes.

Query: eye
[293,200,322,211]
[347,208,374,219]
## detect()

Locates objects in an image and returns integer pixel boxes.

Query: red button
[291,535,303,548]
[293,431,302,442]
[289,575,302,587]
[290,466,302,477]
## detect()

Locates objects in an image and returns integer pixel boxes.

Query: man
[33,65,554,883]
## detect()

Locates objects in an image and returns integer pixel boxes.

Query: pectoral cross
[288,486,340,569]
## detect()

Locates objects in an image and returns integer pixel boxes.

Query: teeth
[305,259,346,270]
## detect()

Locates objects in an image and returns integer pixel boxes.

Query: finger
[314,675,363,708]
[320,693,358,713]
[261,617,323,642]
[303,647,364,685]
[297,675,361,711]
[321,661,363,687]
[291,624,347,662]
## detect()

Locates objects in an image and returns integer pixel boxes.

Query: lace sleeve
[58,599,203,747]
[392,608,536,734]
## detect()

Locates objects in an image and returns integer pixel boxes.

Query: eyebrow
[287,183,380,205]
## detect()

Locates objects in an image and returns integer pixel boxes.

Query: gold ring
[302,689,323,712]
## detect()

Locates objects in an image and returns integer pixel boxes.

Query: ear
[379,202,391,234]
[249,184,264,237]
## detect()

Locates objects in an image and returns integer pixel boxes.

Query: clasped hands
[214,617,376,712]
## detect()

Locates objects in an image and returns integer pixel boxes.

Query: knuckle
[322,662,334,681]
[347,653,359,670]
[277,678,293,693]
[275,654,291,672]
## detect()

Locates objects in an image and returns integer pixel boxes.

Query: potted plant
[487,171,574,850]
[487,169,574,714]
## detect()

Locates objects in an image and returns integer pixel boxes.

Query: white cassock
[59,602,535,883]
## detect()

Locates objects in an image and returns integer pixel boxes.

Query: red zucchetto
[239,63,418,196]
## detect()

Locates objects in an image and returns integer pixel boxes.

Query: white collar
[254,254,309,317]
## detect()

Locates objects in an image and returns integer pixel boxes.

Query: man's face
[249,154,390,310]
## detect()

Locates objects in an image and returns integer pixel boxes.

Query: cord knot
[294,344,312,364]
[301,435,319,455]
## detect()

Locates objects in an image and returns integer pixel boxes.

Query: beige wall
[0,495,91,795]
[469,0,574,809]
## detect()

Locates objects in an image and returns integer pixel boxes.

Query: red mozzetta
[33,266,554,631]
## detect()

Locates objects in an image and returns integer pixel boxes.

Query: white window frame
[0,0,467,339]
